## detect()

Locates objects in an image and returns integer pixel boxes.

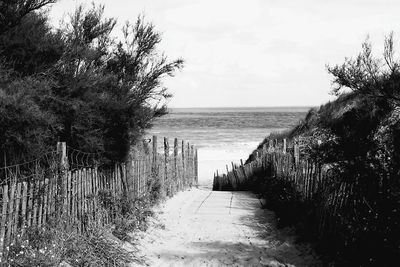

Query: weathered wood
[294,141,300,166]
[47,176,53,219]
[174,139,179,192]
[194,149,198,185]
[6,183,16,244]
[42,179,49,226]
[0,136,198,255]
[77,169,82,232]
[283,139,287,154]
[164,137,169,196]
[56,142,67,215]
[82,169,87,226]
[0,184,9,260]
[71,171,76,226]
[93,168,98,223]
[67,172,72,218]
[12,183,22,238]
[181,140,185,188]
[152,135,158,173]
[87,168,93,223]
[139,159,142,196]
[21,182,28,231]
[187,142,191,186]
[38,180,44,227]
[27,181,34,227]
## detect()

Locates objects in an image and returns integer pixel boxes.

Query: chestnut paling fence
[212,139,356,236]
[0,136,198,262]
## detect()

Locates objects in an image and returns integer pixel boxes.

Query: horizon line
[168,105,315,109]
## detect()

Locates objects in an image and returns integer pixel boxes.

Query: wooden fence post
[174,138,179,192]
[151,136,158,195]
[164,137,169,196]
[125,156,134,200]
[194,149,198,186]
[0,184,8,262]
[56,142,67,216]
[181,140,185,188]
[152,135,158,171]
[187,143,191,186]
[190,145,194,186]
[294,139,300,166]
[268,139,273,150]
[283,139,287,154]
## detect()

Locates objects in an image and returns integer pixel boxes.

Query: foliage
[249,165,318,238]
[97,176,160,243]
[0,0,57,35]
[7,163,165,265]
[0,70,58,163]
[7,223,137,267]
[327,33,400,105]
[0,2,183,165]
[146,168,164,204]
[246,34,400,266]
[112,196,153,242]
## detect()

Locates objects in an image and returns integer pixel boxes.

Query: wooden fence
[212,139,352,236]
[0,136,198,262]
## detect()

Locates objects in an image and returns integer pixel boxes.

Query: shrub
[0,2,183,165]
[112,196,153,242]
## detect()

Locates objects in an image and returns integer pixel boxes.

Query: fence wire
[67,146,103,170]
[0,150,57,186]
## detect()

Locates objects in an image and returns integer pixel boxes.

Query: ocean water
[147,107,309,187]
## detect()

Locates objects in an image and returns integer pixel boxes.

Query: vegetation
[248,36,400,266]
[8,217,139,266]
[0,0,183,165]
[1,1,182,265]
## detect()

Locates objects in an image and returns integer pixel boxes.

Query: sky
[48,0,400,108]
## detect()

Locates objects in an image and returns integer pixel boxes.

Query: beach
[147,107,308,187]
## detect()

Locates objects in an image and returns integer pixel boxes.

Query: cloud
[50,0,400,107]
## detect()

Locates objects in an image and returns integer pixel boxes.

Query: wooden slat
[20,182,28,232]
[27,181,34,227]
[71,171,76,226]
[32,179,40,226]
[6,183,16,245]
[47,175,55,220]
[42,179,49,226]
[83,169,88,229]
[66,172,71,218]
[90,168,95,221]
[135,160,139,196]
[0,184,9,261]
[12,182,22,238]
[37,180,44,227]
[83,169,87,221]
[86,169,91,223]
[77,170,82,233]
[92,168,97,223]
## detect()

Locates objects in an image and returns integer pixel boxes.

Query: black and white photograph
[0,0,399,266]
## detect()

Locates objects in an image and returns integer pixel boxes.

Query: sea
[147,107,309,188]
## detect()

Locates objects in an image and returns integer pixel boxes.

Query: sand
[131,187,321,267]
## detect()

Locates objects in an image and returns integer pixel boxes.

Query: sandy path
[132,187,320,267]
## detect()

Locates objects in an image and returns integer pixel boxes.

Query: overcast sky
[49,0,400,108]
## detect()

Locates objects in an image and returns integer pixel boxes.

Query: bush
[250,167,318,238]
[0,2,183,165]
[112,196,154,242]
